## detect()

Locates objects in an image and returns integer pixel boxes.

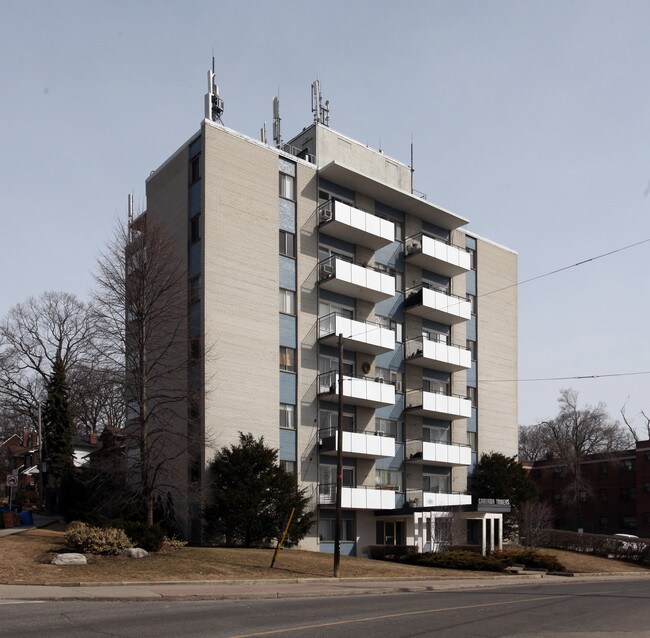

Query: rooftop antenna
[205,56,224,124]
[127,193,134,240]
[311,79,330,127]
[261,122,267,144]
[272,95,282,148]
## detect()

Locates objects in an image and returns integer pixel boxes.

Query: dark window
[467,386,478,407]
[280,346,296,372]
[621,516,637,530]
[280,460,296,476]
[190,215,200,243]
[599,489,608,502]
[279,173,295,200]
[599,462,608,475]
[645,450,650,462]
[190,156,200,184]
[645,512,650,524]
[189,276,200,305]
[645,482,650,493]
[190,338,200,362]
[279,403,295,429]
[279,230,296,258]
[467,340,477,360]
[620,487,636,501]
[620,459,635,472]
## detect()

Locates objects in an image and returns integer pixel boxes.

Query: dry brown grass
[3,526,647,585]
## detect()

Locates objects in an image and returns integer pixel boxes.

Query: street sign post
[6,474,18,511]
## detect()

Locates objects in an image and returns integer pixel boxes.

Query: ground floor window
[376,520,405,545]
[319,513,355,542]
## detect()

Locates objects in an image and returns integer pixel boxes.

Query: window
[376,520,405,545]
[579,490,587,503]
[424,423,450,444]
[319,301,353,319]
[620,487,636,501]
[189,276,200,305]
[645,449,650,462]
[599,489,608,502]
[190,214,200,243]
[279,230,296,257]
[279,346,295,372]
[599,516,608,529]
[190,156,200,184]
[394,271,404,292]
[376,367,401,389]
[320,409,355,436]
[467,431,477,451]
[620,459,635,472]
[644,512,650,524]
[375,418,399,439]
[279,173,295,200]
[280,460,296,475]
[279,289,295,315]
[467,339,477,360]
[599,462,608,475]
[467,293,477,314]
[190,338,200,362]
[423,376,450,395]
[423,471,450,494]
[553,493,561,504]
[279,403,295,429]
[319,517,355,542]
[645,482,650,493]
[467,386,478,407]
[424,329,448,344]
[621,516,637,530]
[467,247,476,270]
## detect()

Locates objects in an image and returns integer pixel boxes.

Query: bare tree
[518,423,548,462]
[519,500,553,548]
[620,400,650,442]
[0,291,100,434]
[94,214,197,527]
[536,389,633,528]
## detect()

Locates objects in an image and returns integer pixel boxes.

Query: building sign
[476,497,511,512]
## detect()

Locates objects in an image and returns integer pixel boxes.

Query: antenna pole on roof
[205,56,225,124]
[311,79,330,127]
[273,95,282,148]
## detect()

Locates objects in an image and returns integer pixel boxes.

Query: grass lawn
[2,525,647,585]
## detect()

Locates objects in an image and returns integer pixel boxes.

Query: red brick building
[526,440,650,538]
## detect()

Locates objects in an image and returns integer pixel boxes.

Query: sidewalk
[1,572,649,602]
[0,512,61,538]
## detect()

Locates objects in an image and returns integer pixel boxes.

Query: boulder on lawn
[52,553,87,565]
[123,547,148,559]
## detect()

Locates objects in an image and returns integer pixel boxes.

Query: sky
[1,1,648,431]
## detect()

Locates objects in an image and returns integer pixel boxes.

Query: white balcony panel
[405,236,471,277]
[319,201,394,250]
[405,390,471,421]
[422,492,472,507]
[319,374,396,408]
[319,314,395,355]
[320,432,396,459]
[406,441,471,467]
[405,338,471,373]
[342,486,397,510]
[405,287,471,325]
[319,258,395,303]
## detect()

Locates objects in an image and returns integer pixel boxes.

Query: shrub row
[401,550,506,572]
[543,529,650,564]
[492,548,565,572]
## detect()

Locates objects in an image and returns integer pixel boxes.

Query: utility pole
[333,333,344,577]
[37,402,44,510]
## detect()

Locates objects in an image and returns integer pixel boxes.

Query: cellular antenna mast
[127,193,134,241]
[311,79,330,127]
[273,95,282,148]
[205,56,224,124]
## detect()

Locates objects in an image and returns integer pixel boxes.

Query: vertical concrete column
[497,516,503,550]
[481,518,486,556]
[489,517,495,553]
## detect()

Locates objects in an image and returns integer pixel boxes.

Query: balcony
[318,372,396,408]
[404,284,471,325]
[405,439,471,467]
[405,389,471,420]
[318,256,395,303]
[318,200,394,250]
[320,430,396,459]
[405,336,471,373]
[319,484,397,509]
[406,489,472,508]
[404,233,471,277]
[318,313,395,355]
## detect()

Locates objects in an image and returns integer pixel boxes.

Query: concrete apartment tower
[135,75,518,552]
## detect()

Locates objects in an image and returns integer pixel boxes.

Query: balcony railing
[405,439,472,467]
[404,233,471,277]
[318,200,395,250]
[405,388,472,420]
[404,284,471,325]
[318,256,395,303]
[405,336,471,373]
[318,312,395,355]
[405,488,472,508]
[317,371,396,408]
[319,429,396,459]
[319,483,397,509]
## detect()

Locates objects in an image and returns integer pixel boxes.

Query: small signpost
[6,473,18,511]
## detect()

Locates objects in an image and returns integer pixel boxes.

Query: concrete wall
[475,237,518,457]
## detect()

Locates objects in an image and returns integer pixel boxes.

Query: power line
[479,237,650,298]
[479,370,650,383]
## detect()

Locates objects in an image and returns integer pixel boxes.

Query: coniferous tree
[204,433,313,547]
[43,351,75,514]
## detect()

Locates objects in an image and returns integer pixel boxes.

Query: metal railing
[404,336,469,359]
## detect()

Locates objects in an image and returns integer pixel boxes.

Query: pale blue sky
[1,1,648,429]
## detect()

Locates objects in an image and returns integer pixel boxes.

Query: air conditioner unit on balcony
[319,208,333,224]
[393,485,401,492]
[406,241,421,255]
[319,264,334,279]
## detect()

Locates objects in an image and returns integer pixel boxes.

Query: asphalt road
[1,579,649,637]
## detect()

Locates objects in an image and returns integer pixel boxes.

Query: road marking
[229,594,570,637]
